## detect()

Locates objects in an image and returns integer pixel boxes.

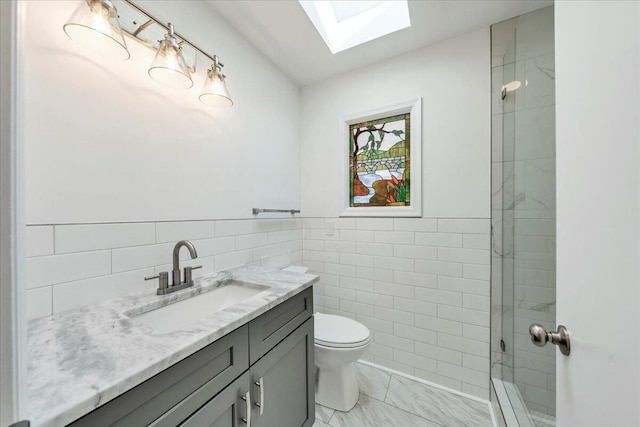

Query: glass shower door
[490,6,556,426]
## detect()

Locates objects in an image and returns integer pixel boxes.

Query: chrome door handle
[254,377,264,415]
[529,323,571,356]
[241,390,251,426]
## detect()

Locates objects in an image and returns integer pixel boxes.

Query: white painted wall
[24,1,300,224]
[301,28,490,219]
[555,1,640,426]
[22,1,303,320]
[300,29,492,398]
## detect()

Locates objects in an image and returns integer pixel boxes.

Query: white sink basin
[130,280,269,333]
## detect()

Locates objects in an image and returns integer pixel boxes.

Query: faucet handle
[184,265,202,284]
[145,271,169,291]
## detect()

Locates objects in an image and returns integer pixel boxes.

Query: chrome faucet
[145,240,201,295]
[172,240,198,285]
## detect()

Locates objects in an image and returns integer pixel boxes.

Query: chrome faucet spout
[146,240,201,295]
[172,240,198,285]
[173,240,198,271]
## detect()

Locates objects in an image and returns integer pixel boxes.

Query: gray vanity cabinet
[66,288,314,427]
[179,317,315,427]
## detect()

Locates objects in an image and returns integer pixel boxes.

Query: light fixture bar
[132,19,154,37]
[117,0,219,67]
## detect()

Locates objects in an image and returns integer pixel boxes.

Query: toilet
[314,312,371,411]
[282,266,372,412]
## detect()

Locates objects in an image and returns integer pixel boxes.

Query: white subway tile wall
[305,217,490,399]
[26,226,54,257]
[55,223,156,254]
[25,216,491,399]
[25,219,302,320]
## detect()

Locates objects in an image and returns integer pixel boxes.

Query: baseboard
[357,359,499,427]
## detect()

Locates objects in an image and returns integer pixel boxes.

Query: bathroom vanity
[26,266,318,427]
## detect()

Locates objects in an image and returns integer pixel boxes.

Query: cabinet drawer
[69,325,249,427]
[248,288,313,364]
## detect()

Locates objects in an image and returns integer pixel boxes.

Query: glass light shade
[148,38,193,89]
[199,69,233,108]
[63,0,130,61]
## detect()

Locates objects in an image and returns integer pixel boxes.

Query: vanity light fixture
[63,0,130,61]
[199,55,233,108]
[63,0,234,106]
[148,23,193,89]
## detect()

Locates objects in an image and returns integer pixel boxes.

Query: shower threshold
[492,378,555,427]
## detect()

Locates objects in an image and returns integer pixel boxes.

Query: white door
[0,0,27,425]
[555,1,640,426]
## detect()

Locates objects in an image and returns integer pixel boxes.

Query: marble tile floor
[313,362,493,427]
[530,410,555,427]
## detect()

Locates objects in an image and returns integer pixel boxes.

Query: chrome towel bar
[252,208,300,215]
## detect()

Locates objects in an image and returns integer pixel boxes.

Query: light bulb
[199,56,233,108]
[148,23,193,89]
[63,0,130,61]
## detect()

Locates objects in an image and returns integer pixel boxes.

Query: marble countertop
[26,266,318,427]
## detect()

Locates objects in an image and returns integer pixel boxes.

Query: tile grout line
[359,360,492,406]
[48,285,53,317]
[326,409,335,427]
[362,391,449,427]
[51,283,55,315]
[375,370,489,427]
[382,371,392,403]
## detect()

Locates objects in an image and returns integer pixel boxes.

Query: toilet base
[315,361,359,412]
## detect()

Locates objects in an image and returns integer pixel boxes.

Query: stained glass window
[349,113,410,207]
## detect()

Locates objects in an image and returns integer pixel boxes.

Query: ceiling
[207,0,552,86]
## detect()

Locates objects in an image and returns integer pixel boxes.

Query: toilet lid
[314,313,371,348]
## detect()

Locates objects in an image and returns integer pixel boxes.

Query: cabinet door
[250,317,315,427]
[180,372,251,427]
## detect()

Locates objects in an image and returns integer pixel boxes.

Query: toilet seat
[314,313,371,348]
[315,338,371,349]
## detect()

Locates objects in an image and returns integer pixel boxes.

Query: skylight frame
[299,0,411,54]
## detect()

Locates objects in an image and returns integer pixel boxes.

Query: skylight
[299,1,411,54]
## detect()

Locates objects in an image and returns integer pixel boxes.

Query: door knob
[529,323,571,356]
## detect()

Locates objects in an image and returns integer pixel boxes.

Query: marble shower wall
[490,6,556,417]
